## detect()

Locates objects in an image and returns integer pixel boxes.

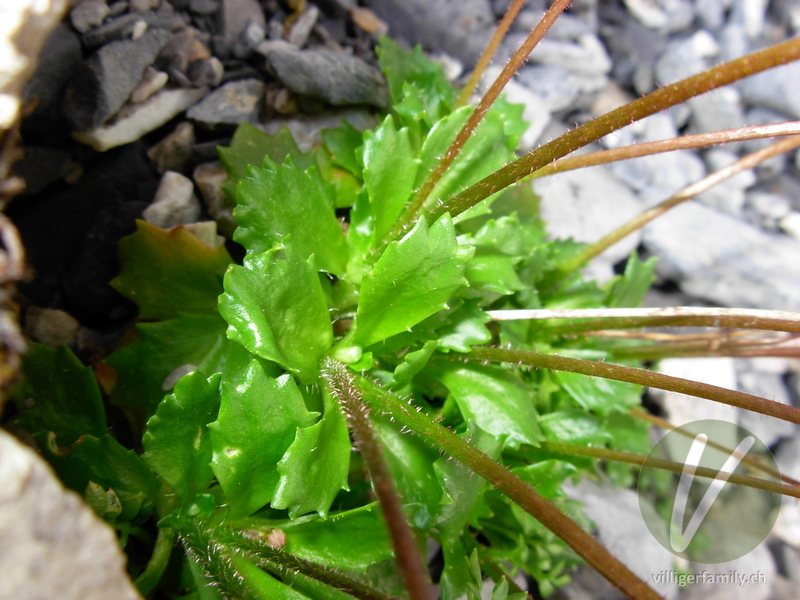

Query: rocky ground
[7,0,800,598]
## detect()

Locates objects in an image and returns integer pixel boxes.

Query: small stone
[130,0,159,11]
[80,11,165,48]
[221,0,266,47]
[187,78,265,129]
[183,222,225,249]
[232,19,266,59]
[187,57,224,88]
[350,6,386,37]
[131,19,149,40]
[481,65,551,149]
[696,148,754,215]
[70,0,110,34]
[189,0,220,14]
[130,67,169,103]
[24,307,81,347]
[288,4,320,47]
[157,27,212,75]
[740,62,800,120]
[108,1,129,16]
[262,44,389,107]
[745,191,791,231]
[72,87,208,151]
[194,162,236,236]
[515,64,581,113]
[271,87,299,115]
[528,34,612,76]
[736,367,796,447]
[729,0,769,38]
[780,212,800,241]
[144,171,202,228]
[622,0,694,33]
[64,28,172,131]
[694,0,728,31]
[147,121,196,174]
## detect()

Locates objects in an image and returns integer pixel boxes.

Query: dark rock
[130,66,169,103]
[156,27,212,76]
[80,10,166,48]
[63,27,172,131]
[262,43,389,107]
[142,171,202,228]
[11,147,72,196]
[9,144,157,323]
[364,0,494,67]
[190,0,220,16]
[187,57,224,87]
[131,0,160,10]
[231,19,266,59]
[108,1,130,17]
[70,0,111,34]
[147,121,196,173]
[287,4,320,47]
[187,78,265,129]
[22,24,83,140]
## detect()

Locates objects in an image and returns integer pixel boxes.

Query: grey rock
[515,65,580,113]
[187,78,265,128]
[742,107,793,178]
[263,44,389,108]
[729,0,769,38]
[231,19,266,59]
[780,212,800,241]
[622,0,694,33]
[147,121,195,174]
[220,0,265,47]
[527,34,612,76]
[740,61,800,120]
[0,430,143,600]
[687,86,745,139]
[745,191,792,231]
[187,56,224,88]
[696,148,755,215]
[535,165,642,282]
[599,9,667,93]
[130,0,159,10]
[695,0,729,31]
[680,544,775,600]
[736,366,796,447]
[642,201,800,309]
[130,66,169,103]
[24,307,81,347]
[773,0,800,35]
[108,1,130,16]
[157,27,212,75]
[64,27,171,131]
[655,357,740,424]
[143,171,202,228]
[72,87,208,151]
[12,147,71,196]
[70,0,110,34]
[287,4,320,47]
[718,23,750,62]
[80,11,165,48]
[190,0,220,15]
[194,162,236,236]
[366,0,494,67]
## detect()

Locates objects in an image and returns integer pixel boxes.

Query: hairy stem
[486,306,800,335]
[323,359,434,600]
[542,441,800,498]
[557,135,800,273]
[355,376,662,600]
[390,0,571,244]
[454,0,527,109]
[603,332,800,360]
[468,346,800,424]
[430,37,800,220]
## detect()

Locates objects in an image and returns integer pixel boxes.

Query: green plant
[10,3,800,599]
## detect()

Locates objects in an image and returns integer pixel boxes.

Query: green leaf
[392,340,438,388]
[282,504,393,570]
[234,158,348,275]
[433,362,541,448]
[37,432,159,523]
[464,253,526,295]
[345,189,374,283]
[112,221,232,320]
[272,387,350,518]
[105,313,243,421]
[209,362,316,520]
[555,368,641,415]
[14,344,106,445]
[436,303,492,352]
[511,460,577,499]
[218,123,315,200]
[362,116,419,241]
[353,214,472,348]
[322,120,364,177]
[538,410,611,446]
[230,555,312,600]
[220,245,333,382]
[607,253,657,308]
[142,371,221,502]
[440,544,482,600]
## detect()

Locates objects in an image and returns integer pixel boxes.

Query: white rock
[194,162,236,237]
[72,87,207,151]
[24,307,81,347]
[780,212,800,241]
[130,66,168,103]
[143,171,202,228]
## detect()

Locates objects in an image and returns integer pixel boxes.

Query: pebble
[622,0,693,33]
[350,6,387,37]
[288,5,320,46]
[642,200,800,309]
[220,0,266,48]
[729,0,770,39]
[187,56,224,87]
[80,11,163,49]
[147,121,196,174]
[528,34,612,77]
[72,87,208,151]
[130,0,159,11]
[187,78,265,129]
[231,19,266,59]
[745,191,791,231]
[739,62,800,121]
[69,0,110,34]
[63,27,172,131]
[24,307,81,347]
[780,212,800,241]
[130,67,169,103]
[262,43,389,107]
[190,0,220,15]
[193,161,236,236]
[736,366,796,447]
[515,65,580,113]
[143,171,202,228]
[696,148,755,215]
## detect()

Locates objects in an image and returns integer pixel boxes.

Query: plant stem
[556,135,800,273]
[629,408,800,486]
[134,526,176,595]
[486,306,800,334]
[532,122,800,178]
[430,37,800,221]
[468,346,800,424]
[355,376,662,600]
[603,332,800,360]
[390,0,571,244]
[542,441,800,498]
[218,528,398,600]
[323,359,434,600]
[453,0,527,109]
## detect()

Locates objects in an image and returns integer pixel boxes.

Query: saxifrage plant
[10,2,800,599]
